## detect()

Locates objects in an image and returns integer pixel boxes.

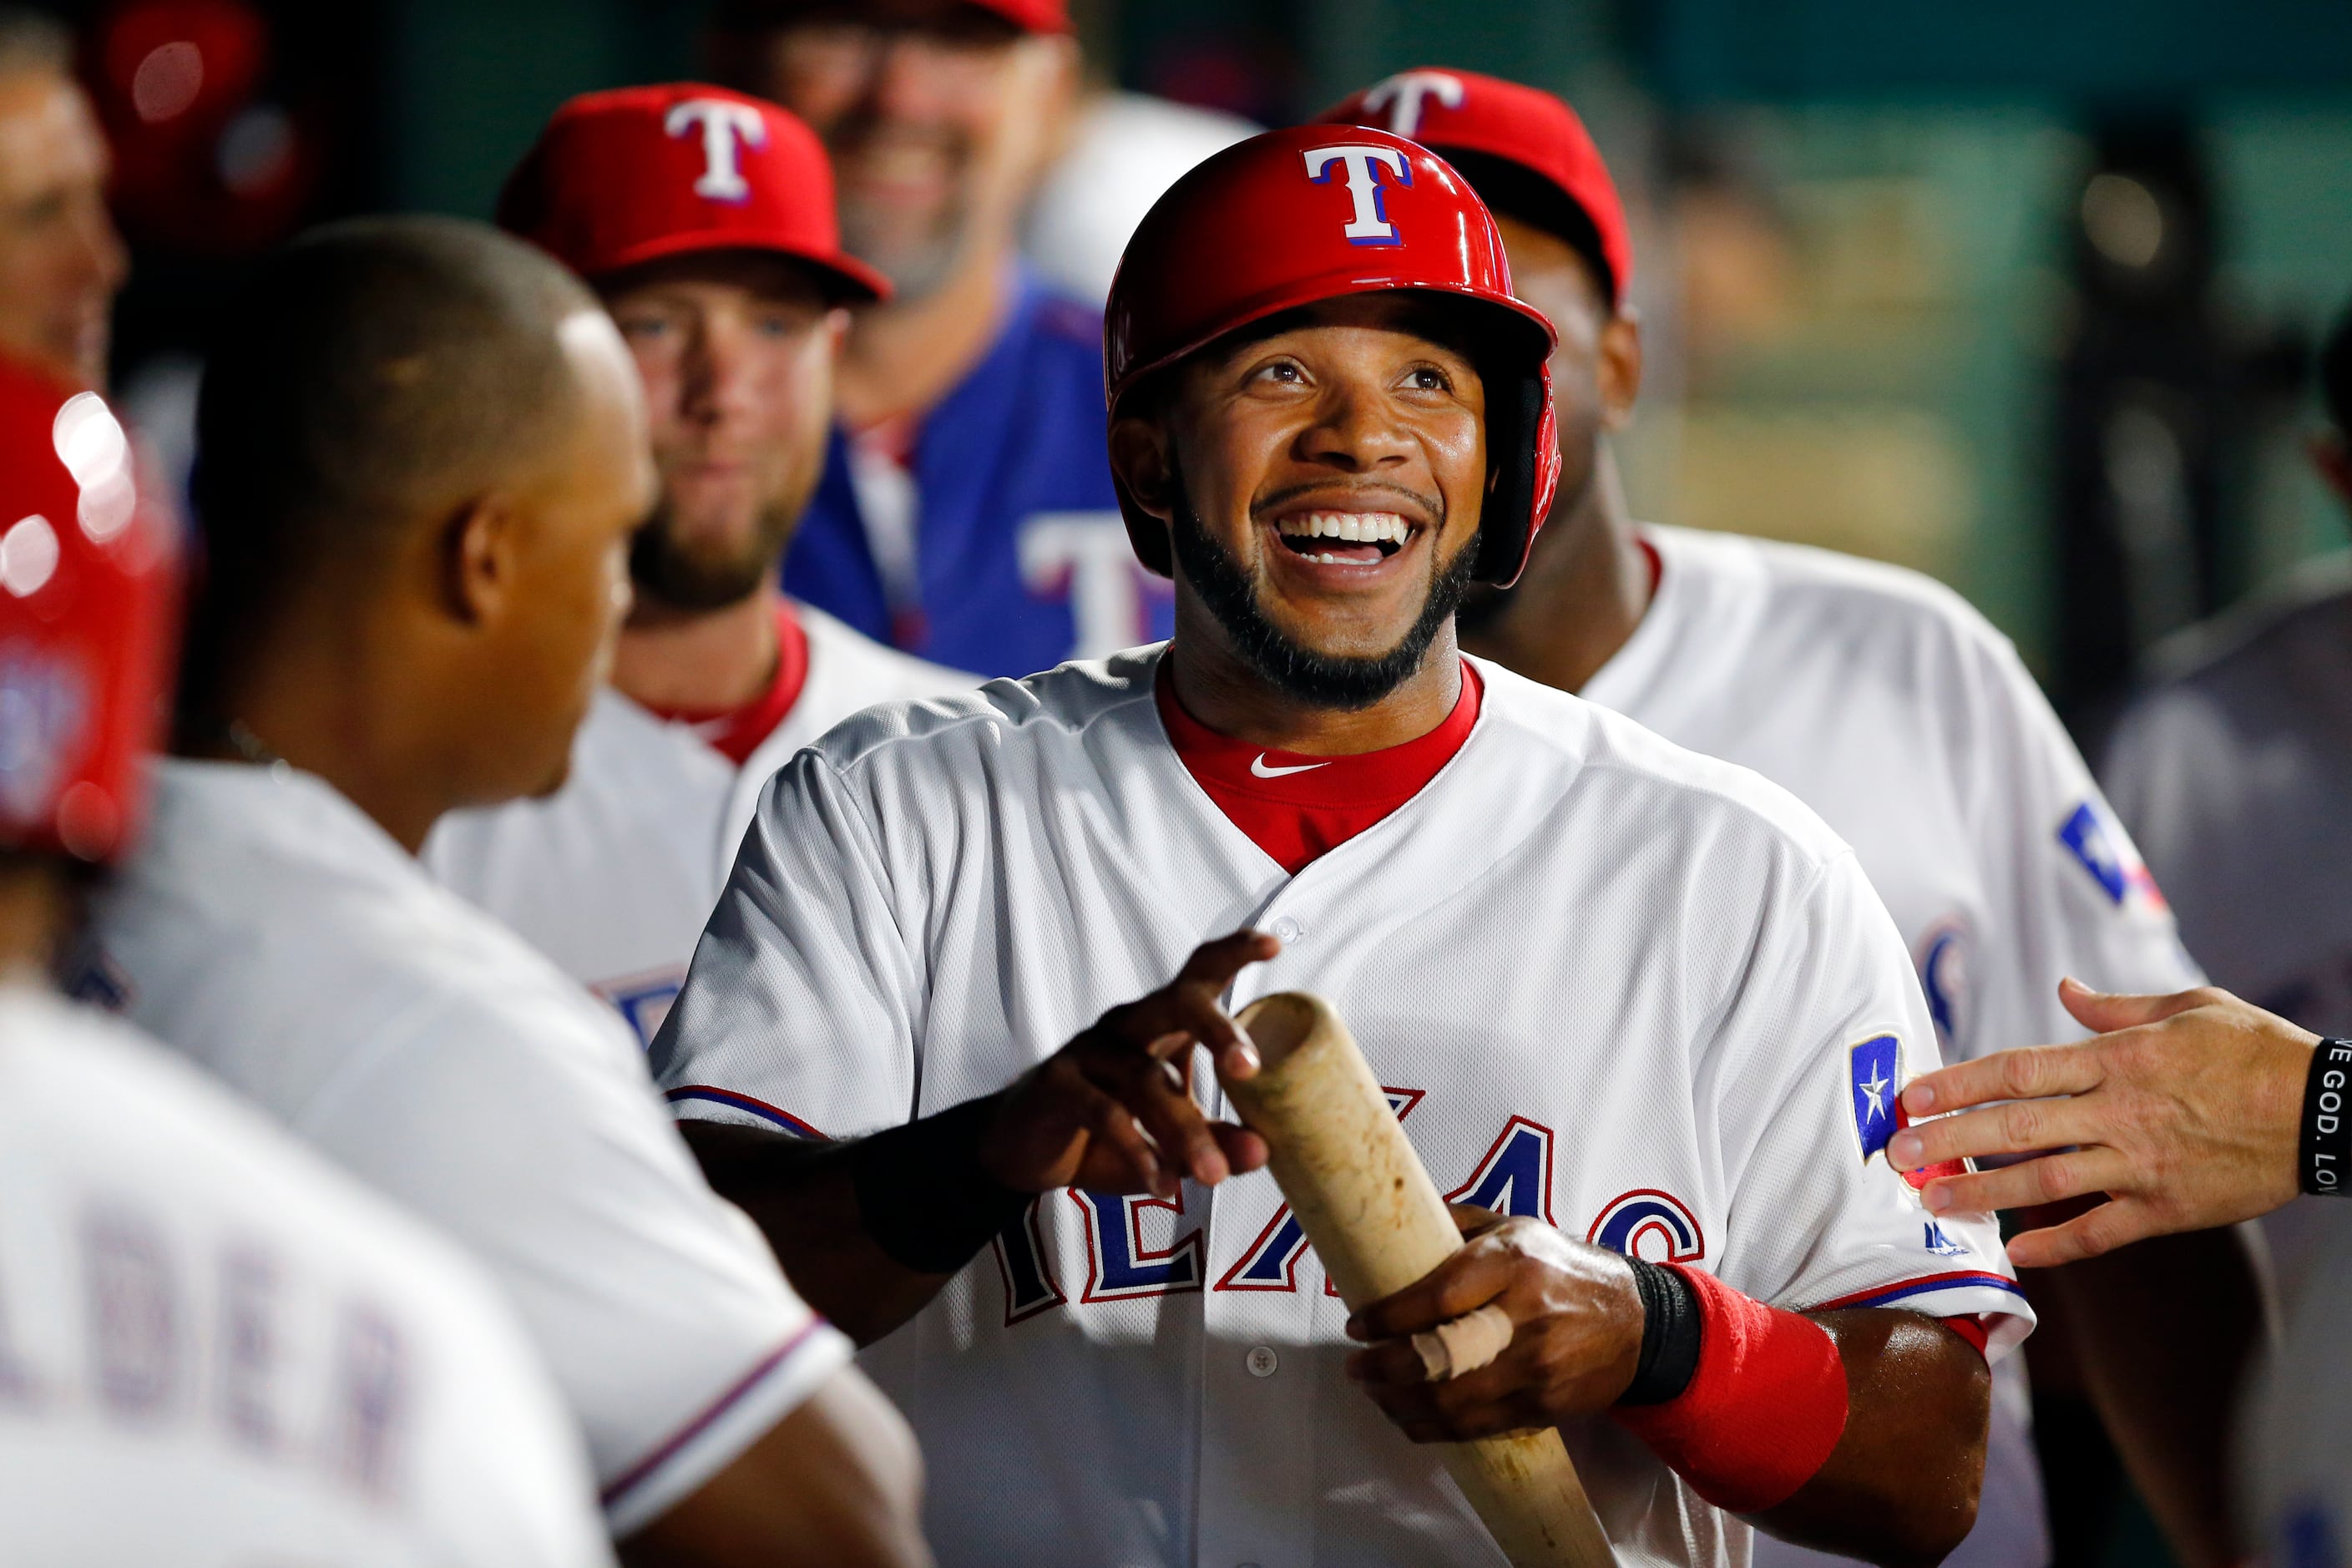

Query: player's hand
[976,929,1277,1201]
[1340,1209,1645,1442]
[1889,979,2315,1266]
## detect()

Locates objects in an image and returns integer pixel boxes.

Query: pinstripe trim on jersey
[600,1315,832,1513]
[665,1085,826,1139]
[1804,1270,2026,1313]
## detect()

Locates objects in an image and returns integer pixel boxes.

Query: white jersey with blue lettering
[426,601,975,1046]
[83,760,854,1535]
[0,982,609,1567]
[650,646,2031,1568]
[1581,524,2204,1568]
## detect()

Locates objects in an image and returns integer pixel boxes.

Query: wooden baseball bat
[1222,991,1619,1568]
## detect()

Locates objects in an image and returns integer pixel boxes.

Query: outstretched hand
[1889,979,2315,1265]
[977,929,1277,1200]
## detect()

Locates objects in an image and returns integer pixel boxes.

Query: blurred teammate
[0,8,128,387]
[649,126,2022,1567]
[706,0,1159,673]
[427,86,970,1042]
[2098,301,2352,1301]
[1318,68,2256,1568]
[76,218,928,1566]
[0,355,609,1565]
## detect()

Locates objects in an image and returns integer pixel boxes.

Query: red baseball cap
[0,356,182,864]
[962,0,1066,29]
[711,0,1069,35]
[498,83,891,302]
[1318,69,1632,307]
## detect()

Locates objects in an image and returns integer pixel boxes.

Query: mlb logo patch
[1849,1034,1901,1161]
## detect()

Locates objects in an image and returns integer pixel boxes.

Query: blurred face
[1113,296,1490,709]
[603,252,846,614]
[495,313,658,797]
[0,71,128,388]
[739,1,1070,298]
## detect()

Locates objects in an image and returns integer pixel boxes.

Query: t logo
[1362,70,1465,139]
[665,99,767,203]
[1302,143,1414,246]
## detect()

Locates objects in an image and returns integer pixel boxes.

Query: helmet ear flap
[1474,372,1549,585]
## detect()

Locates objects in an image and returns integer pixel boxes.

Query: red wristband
[1611,1265,1848,1514]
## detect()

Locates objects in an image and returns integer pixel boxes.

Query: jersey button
[1270,916,1304,943]
[1245,1345,1279,1378]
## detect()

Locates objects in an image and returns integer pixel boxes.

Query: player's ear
[439,493,518,627]
[1109,414,1179,524]
[1596,305,1643,433]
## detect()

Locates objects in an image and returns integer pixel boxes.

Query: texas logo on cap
[498,83,890,303]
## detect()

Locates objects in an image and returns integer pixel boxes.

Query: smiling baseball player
[425,85,972,1045]
[1314,68,2252,1568]
[648,125,2029,1567]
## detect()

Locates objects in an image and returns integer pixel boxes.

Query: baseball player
[0,8,128,389]
[77,220,929,1566]
[1318,68,2255,1568]
[0,353,609,1565]
[706,0,1171,674]
[426,85,972,1044]
[650,125,2028,1567]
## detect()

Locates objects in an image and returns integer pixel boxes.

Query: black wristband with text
[1618,1257,1703,1406]
[2299,1039,2352,1196]
[847,1092,1039,1273]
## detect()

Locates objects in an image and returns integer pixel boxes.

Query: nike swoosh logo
[1251,754,1332,778]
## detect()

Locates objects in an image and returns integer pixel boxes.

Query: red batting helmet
[498,83,890,303]
[0,357,180,863]
[1318,69,1633,308]
[1105,124,1560,585]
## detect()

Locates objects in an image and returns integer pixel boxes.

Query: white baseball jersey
[0,981,610,1567]
[651,647,2031,1568]
[426,601,974,1046]
[1581,525,2204,1568]
[2100,554,2352,1305]
[83,759,855,1535]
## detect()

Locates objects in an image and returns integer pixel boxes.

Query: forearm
[1751,1310,1990,1568]
[680,1120,963,1345]
[2041,1221,2263,1568]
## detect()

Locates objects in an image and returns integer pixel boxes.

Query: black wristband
[2299,1040,2352,1196]
[1618,1257,1703,1406]
[847,1093,1039,1273]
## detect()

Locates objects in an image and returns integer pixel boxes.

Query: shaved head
[194,215,603,583]
[0,9,69,78]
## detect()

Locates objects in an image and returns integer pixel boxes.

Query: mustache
[1250,478,1444,527]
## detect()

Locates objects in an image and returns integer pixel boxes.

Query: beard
[629,496,799,615]
[1171,504,1476,711]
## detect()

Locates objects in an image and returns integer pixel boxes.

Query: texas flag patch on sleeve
[1851,1032,1967,1189]
[2057,799,2168,913]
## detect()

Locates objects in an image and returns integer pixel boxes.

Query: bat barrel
[1223,992,1620,1568]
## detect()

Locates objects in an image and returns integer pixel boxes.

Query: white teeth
[1275,511,1410,545]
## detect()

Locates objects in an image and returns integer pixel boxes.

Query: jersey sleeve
[649,747,921,1141]
[296,992,854,1536]
[1955,627,2203,1062]
[1708,848,2034,1359]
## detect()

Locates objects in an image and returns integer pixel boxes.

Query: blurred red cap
[0,357,182,864]
[967,0,1066,29]
[1318,69,1632,306]
[498,83,890,302]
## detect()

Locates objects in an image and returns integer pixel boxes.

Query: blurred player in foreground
[1318,68,2258,1568]
[707,0,1162,673]
[75,218,929,1566]
[0,356,610,1565]
[650,125,2024,1567]
[427,86,970,1044]
[0,8,128,387]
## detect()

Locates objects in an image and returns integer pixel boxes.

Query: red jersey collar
[641,600,811,767]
